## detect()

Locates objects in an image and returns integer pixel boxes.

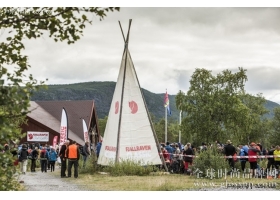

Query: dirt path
[17,168,91,191]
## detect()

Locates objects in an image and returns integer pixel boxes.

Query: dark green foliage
[78,154,100,174]
[191,147,230,178]
[102,159,155,176]
[30,81,180,122]
[0,7,119,191]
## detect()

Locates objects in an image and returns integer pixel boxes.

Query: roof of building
[28,100,96,145]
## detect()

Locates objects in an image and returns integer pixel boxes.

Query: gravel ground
[17,169,92,191]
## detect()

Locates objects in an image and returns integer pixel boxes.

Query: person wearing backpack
[40,147,49,173]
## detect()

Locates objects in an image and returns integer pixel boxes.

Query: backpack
[27,149,33,159]
[240,150,248,161]
[40,150,47,160]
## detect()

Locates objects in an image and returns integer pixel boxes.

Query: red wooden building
[20,100,100,147]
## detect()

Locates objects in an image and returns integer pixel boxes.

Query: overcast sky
[7,7,280,104]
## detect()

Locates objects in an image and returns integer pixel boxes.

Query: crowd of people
[2,139,103,179]
[2,139,280,178]
[159,140,280,177]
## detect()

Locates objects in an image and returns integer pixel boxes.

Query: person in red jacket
[248,142,261,177]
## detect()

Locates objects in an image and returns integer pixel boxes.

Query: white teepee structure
[97,20,165,167]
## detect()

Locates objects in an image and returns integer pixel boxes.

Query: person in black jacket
[30,147,39,172]
[223,140,236,171]
[18,144,28,175]
[183,143,194,174]
[266,145,275,172]
[59,140,69,178]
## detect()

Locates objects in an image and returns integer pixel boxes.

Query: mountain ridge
[30,81,280,121]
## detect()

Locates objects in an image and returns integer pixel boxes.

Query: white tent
[97,20,164,167]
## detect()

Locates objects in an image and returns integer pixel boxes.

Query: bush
[103,159,156,176]
[191,147,230,178]
[78,154,100,174]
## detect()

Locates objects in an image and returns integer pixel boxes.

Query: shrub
[78,154,100,174]
[191,147,230,178]
[103,159,156,176]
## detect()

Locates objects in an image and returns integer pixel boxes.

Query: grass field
[21,158,280,191]
[50,168,280,191]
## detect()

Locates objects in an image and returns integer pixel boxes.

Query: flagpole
[165,105,167,144]
[179,110,182,143]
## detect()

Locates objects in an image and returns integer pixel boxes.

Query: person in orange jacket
[66,140,80,178]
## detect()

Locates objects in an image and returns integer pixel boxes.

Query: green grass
[20,157,280,191]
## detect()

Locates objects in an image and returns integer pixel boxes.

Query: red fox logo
[129,101,138,114]
[28,134,33,140]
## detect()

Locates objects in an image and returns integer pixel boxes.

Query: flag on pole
[59,108,68,146]
[164,91,171,115]
[82,118,90,143]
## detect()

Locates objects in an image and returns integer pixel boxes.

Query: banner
[82,118,89,143]
[53,136,58,148]
[59,108,68,146]
[82,118,91,155]
[27,131,49,142]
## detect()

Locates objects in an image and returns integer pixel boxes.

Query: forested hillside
[30,81,279,121]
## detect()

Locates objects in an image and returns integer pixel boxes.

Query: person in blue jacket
[96,141,102,159]
[165,142,174,160]
[48,147,57,172]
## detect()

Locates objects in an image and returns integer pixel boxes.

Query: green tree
[0,7,119,191]
[238,93,269,144]
[98,116,108,137]
[270,107,280,145]
[176,67,268,145]
[153,117,179,144]
[153,118,165,143]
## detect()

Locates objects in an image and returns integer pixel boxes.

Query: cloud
[245,67,280,91]
[9,7,279,105]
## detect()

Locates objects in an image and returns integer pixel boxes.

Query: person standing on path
[30,147,39,172]
[49,147,58,172]
[18,144,28,175]
[66,140,80,178]
[59,140,69,178]
[40,147,49,173]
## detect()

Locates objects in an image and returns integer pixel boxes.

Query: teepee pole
[118,20,168,172]
[115,19,132,164]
